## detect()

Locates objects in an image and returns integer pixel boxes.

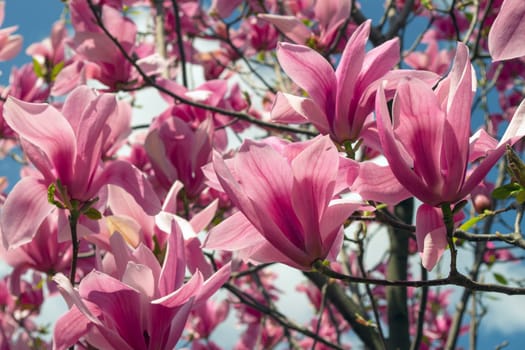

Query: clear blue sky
[0,0,64,84]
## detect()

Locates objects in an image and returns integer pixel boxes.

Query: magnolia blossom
[258,0,351,49]
[374,42,525,269]
[376,42,525,207]
[0,2,22,61]
[0,86,160,249]
[404,30,454,75]
[204,135,365,270]
[53,220,231,350]
[145,117,213,198]
[271,19,438,144]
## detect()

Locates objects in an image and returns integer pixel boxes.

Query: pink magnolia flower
[376,42,525,206]
[26,20,68,85]
[64,0,160,91]
[258,0,351,49]
[53,221,231,350]
[157,79,250,150]
[0,210,85,294]
[145,117,213,199]
[188,299,229,341]
[404,30,454,75]
[488,0,525,61]
[204,135,365,270]
[0,2,22,61]
[483,242,517,265]
[271,19,438,144]
[375,42,525,269]
[0,86,160,249]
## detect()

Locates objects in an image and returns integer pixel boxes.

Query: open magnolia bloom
[53,219,231,350]
[203,135,366,270]
[271,19,438,144]
[0,86,160,249]
[373,42,525,269]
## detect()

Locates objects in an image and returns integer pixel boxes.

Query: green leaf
[459,215,484,231]
[32,58,44,78]
[492,183,522,199]
[516,190,525,204]
[47,183,65,209]
[50,61,65,81]
[83,207,102,220]
[506,145,525,186]
[421,0,433,10]
[493,272,508,285]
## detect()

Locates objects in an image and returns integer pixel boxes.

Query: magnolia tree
[0,0,525,349]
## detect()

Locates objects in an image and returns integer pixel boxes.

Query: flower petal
[1,176,53,249]
[277,42,336,116]
[3,97,76,184]
[95,160,161,215]
[488,0,525,61]
[375,82,436,204]
[350,161,412,205]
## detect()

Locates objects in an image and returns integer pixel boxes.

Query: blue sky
[0,1,524,349]
[0,1,64,83]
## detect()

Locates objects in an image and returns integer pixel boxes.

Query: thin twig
[85,0,317,137]
[409,267,428,350]
[170,0,188,87]
[312,261,525,295]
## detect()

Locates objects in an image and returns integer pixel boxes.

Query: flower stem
[441,203,458,275]
[68,210,80,285]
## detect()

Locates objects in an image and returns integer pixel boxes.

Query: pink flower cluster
[0,0,522,349]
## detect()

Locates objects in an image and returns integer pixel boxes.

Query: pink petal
[95,160,161,215]
[499,98,525,146]
[415,204,465,270]
[416,204,449,271]
[460,99,525,199]
[122,262,155,298]
[1,177,54,249]
[65,87,117,195]
[488,0,525,61]
[333,20,369,136]
[360,37,400,85]
[440,43,472,197]
[350,161,412,205]
[190,199,218,233]
[158,219,186,295]
[204,211,266,251]
[258,14,310,44]
[375,82,438,204]
[152,271,203,308]
[270,92,310,124]
[53,306,94,350]
[0,34,22,61]
[79,272,145,348]
[3,97,77,184]
[277,42,336,116]
[320,199,365,257]
[315,0,351,38]
[393,79,445,192]
[291,136,338,255]
[148,301,192,350]
[210,0,243,19]
[468,129,498,162]
[271,92,329,134]
[233,141,306,259]
[193,262,231,306]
